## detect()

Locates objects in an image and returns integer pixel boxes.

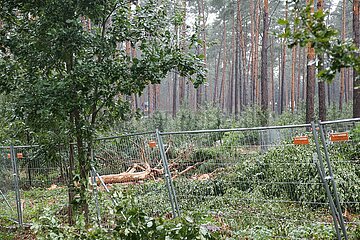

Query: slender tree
[229,13,236,114]
[238,0,247,109]
[280,2,288,114]
[219,17,227,110]
[305,0,316,123]
[270,36,275,112]
[354,0,360,117]
[260,0,269,125]
[318,0,326,121]
[235,0,241,116]
[339,0,346,112]
[291,44,297,113]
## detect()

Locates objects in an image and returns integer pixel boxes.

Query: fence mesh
[13,145,69,223]
[320,119,360,232]
[0,147,18,225]
[160,126,337,238]
[0,119,359,238]
[92,132,175,221]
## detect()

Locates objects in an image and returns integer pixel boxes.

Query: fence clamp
[312,153,318,164]
[324,176,333,181]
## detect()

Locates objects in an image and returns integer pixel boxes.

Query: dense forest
[1,1,360,239]
[131,0,359,122]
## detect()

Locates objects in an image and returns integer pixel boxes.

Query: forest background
[0,0,359,143]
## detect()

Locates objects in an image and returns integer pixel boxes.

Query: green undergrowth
[1,134,359,239]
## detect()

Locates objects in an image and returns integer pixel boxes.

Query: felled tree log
[93,163,155,184]
[94,160,207,185]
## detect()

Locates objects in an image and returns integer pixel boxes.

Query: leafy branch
[278,0,360,83]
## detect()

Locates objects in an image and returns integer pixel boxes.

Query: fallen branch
[93,163,153,184]
[93,159,207,185]
[172,162,204,179]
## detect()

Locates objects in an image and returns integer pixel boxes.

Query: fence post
[90,149,101,226]
[311,122,343,240]
[10,145,23,227]
[156,129,180,218]
[318,121,348,239]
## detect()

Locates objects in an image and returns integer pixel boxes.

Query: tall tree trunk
[173,1,180,116]
[179,0,187,107]
[254,0,260,105]
[229,14,236,114]
[200,0,207,103]
[353,0,360,117]
[235,0,241,116]
[280,2,288,114]
[270,36,275,112]
[250,0,255,105]
[306,0,316,123]
[260,0,269,125]
[237,0,247,109]
[213,50,221,105]
[195,0,203,109]
[318,0,326,121]
[219,18,227,111]
[339,0,346,111]
[291,45,297,113]
[297,44,302,108]
[278,42,282,114]
[172,74,178,117]
[302,47,307,102]
[68,143,75,225]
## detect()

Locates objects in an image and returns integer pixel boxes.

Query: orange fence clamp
[6,153,24,159]
[148,140,157,148]
[293,136,309,145]
[330,132,349,142]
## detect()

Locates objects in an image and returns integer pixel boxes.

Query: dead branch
[172,161,204,179]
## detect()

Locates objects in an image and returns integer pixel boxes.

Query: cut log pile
[93,163,163,185]
[93,160,212,185]
[92,144,218,185]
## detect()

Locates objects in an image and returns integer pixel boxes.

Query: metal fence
[317,119,360,239]
[0,146,21,225]
[158,124,336,239]
[1,118,359,239]
[91,131,177,219]
[0,145,69,225]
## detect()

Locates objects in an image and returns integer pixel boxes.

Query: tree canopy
[0,0,206,221]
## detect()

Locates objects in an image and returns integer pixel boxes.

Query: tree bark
[229,14,236,114]
[237,0,247,109]
[260,0,269,125]
[280,2,288,114]
[172,73,178,117]
[339,0,346,111]
[318,0,326,121]
[291,45,297,113]
[353,0,360,117]
[250,0,255,105]
[254,0,260,105]
[235,0,241,116]
[297,44,302,107]
[200,0,207,103]
[219,18,227,111]
[270,37,275,112]
[213,50,221,105]
[306,0,316,124]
